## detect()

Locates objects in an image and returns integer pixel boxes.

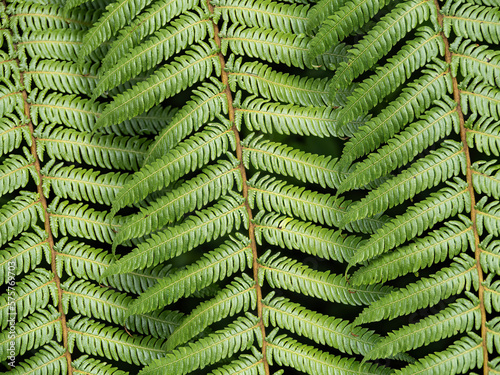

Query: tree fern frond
[67,316,165,365]
[78,0,155,61]
[254,212,359,263]
[48,198,122,244]
[0,115,30,157]
[337,27,444,127]
[104,195,247,275]
[114,159,241,245]
[207,352,264,375]
[42,161,129,206]
[99,0,200,70]
[221,24,348,70]
[443,1,500,44]
[139,315,260,375]
[364,296,481,361]
[8,342,67,375]
[486,317,500,355]
[330,0,435,90]
[342,139,465,224]
[466,115,500,156]
[214,0,309,34]
[95,42,220,129]
[483,277,500,313]
[476,197,500,236]
[461,78,500,120]
[351,217,474,285]
[94,9,212,98]
[306,0,348,34]
[0,152,37,198]
[451,38,500,87]
[338,104,461,196]
[394,333,483,375]
[111,123,234,216]
[24,59,98,95]
[242,134,343,189]
[0,306,61,361]
[262,294,383,356]
[126,236,252,317]
[0,51,20,83]
[165,274,256,350]
[266,333,392,375]
[0,82,25,119]
[71,355,128,375]
[353,254,477,326]
[472,160,500,199]
[339,62,452,167]
[259,252,392,306]
[349,179,470,266]
[0,191,43,247]
[480,235,500,276]
[0,230,49,284]
[35,125,150,170]
[235,95,338,137]
[308,0,396,58]
[226,57,330,106]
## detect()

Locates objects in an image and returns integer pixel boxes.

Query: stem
[434,1,488,373]
[207,1,269,372]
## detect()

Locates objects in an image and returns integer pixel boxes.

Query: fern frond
[0,115,30,157]
[263,295,382,356]
[394,333,483,375]
[24,59,98,95]
[95,42,220,129]
[337,27,444,127]
[472,160,500,199]
[330,0,435,89]
[483,277,500,313]
[486,317,500,355]
[451,38,500,87]
[0,191,42,247]
[307,0,348,34]
[476,197,500,236]
[99,0,199,70]
[8,342,67,375]
[242,134,343,189]
[214,0,309,34]
[339,62,452,167]
[0,306,61,361]
[0,152,37,198]
[221,24,348,70]
[114,159,240,245]
[79,0,155,61]
[266,333,391,375]
[466,115,500,156]
[342,139,464,224]
[207,352,264,375]
[351,218,474,285]
[94,9,212,98]
[461,78,500,120]
[226,57,330,106]
[139,315,260,375]
[71,355,128,375]
[48,199,122,244]
[443,1,500,44]
[308,0,396,58]
[353,254,477,326]
[338,103,461,196]
[254,212,359,262]
[235,96,337,137]
[259,252,392,306]
[67,316,165,365]
[126,237,251,317]
[42,161,128,206]
[17,29,85,62]
[165,274,256,350]
[104,195,247,275]
[349,179,470,265]
[0,82,24,118]
[480,235,500,276]
[111,123,234,215]
[365,296,480,360]
[35,125,149,170]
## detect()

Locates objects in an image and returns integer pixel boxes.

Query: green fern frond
[481,235,500,275]
[67,316,165,365]
[461,78,500,120]
[351,218,474,285]
[0,115,30,157]
[0,152,37,197]
[8,342,67,375]
[71,355,128,375]
[259,252,392,306]
[476,197,500,236]
[207,352,264,375]
[214,0,309,34]
[472,160,500,199]
[353,254,477,325]
[483,277,500,313]
[104,195,247,275]
[466,115,500,156]
[307,0,348,34]
[165,274,256,350]
[139,315,260,375]
[486,317,500,355]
